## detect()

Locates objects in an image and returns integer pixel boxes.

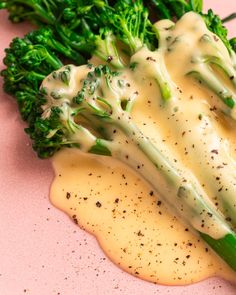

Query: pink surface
[0,2,236,295]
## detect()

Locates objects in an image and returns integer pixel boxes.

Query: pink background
[0,1,235,294]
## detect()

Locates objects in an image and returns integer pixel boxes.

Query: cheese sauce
[46,12,236,285]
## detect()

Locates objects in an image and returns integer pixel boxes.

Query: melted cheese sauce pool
[51,150,236,285]
[46,12,236,285]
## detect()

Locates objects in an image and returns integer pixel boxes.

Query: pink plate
[0,1,235,294]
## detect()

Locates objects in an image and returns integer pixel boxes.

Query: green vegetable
[146,0,204,20]
[202,9,234,55]
[149,12,236,119]
[0,1,126,67]
[0,1,233,54]
[222,12,236,24]
[26,64,236,272]
[27,28,86,64]
[189,0,203,13]
[2,34,63,120]
[1,0,236,273]
[187,69,236,110]
[230,37,236,52]
[186,47,236,117]
[96,2,236,112]
[0,0,57,24]
[136,13,236,225]
[98,0,155,53]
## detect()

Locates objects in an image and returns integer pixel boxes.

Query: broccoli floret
[0,0,57,24]
[0,0,156,64]
[98,0,156,54]
[1,33,63,120]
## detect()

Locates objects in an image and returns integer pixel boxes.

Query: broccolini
[1,0,236,273]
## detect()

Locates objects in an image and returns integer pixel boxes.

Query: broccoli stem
[149,0,171,19]
[154,72,173,101]
[222,13,236,24]
[49,40,76,61]
[27,2,55,24]
[27,71,46,81]
[131,48,236,226]
[54,24,94,54]
[35,32,87,64]
[131,47,176,102]
[187,70,236,112]
[94,32,126,69]
[151,12,236,117]
[200,233,236,271]
[8,0,56,24]
[207,56,236,87]
[43,51,63,70]
[110,113,236,271]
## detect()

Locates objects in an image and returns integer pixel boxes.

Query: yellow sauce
[51,149,236,285]
[42,12,236,285]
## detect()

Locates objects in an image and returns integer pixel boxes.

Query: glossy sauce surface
[47,12,236,285]
[51,149,235,285]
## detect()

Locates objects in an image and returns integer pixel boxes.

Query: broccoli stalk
[147,0,202,20]
[55,24,126,69]
[27,28,86,64]
[186,15,236,117]
[27,64,236,271]
[94,29,125,69]
[0,0,57,24]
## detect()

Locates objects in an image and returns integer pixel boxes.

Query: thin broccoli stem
[208,57,236,88]
[187,69,236,111]
[222,13,236,23]
[113,113,236,271]
[149,0,171,19]
[154,77,172,101]
[10,0,56,24]
[28,71,46,81]
[94,33,126,69]
[46,37,86,64]
[117,113,224,224]
[44,52,63,70]
[131,47,175,101]
[200,232,236,271]
[55,24,94,54]
[118,21,140,54]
